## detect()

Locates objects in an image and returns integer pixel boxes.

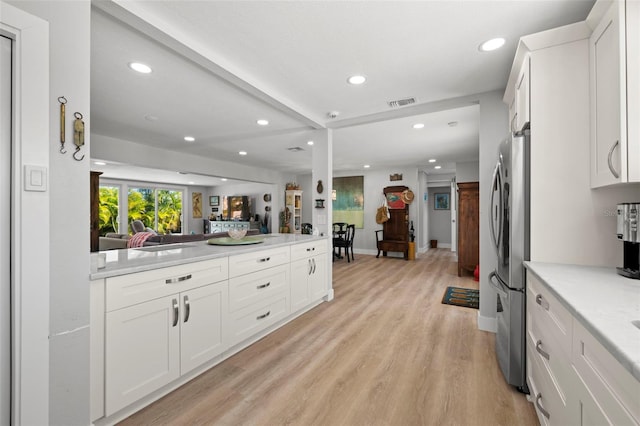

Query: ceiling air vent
[287,147,305,152]
[388,97,416,108]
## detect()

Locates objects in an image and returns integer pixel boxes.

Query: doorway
[0,33,12,425]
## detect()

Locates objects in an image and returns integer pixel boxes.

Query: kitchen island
[524,262,639,425]
[90,234,331,425]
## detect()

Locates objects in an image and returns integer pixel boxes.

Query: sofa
[98,229,261,251]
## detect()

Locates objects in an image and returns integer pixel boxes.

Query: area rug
[441,286,503,311]
[442,286,480,309]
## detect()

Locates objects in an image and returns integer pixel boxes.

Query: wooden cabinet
[103,260,229,416]
[456,182,479,276]
[90,171,102,252]
[290,240,328,312]
[285,190,303,233]
[376,186,409,259]
[589,0,640,187]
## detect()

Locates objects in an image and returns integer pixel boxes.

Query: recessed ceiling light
[128,62,152,74]
[239,151,247,156]
[94,161,106,166]
[413,123,425,129]
[435,165,442,169]
[184,136,195,142]
[364,164,371,168]
[188,181,195,185]
[221,178,228,182]
[429,159,437,163]
[347,75,366,85]
[479,37,505,52]
[257,119,269,126]
[307,140,314,146]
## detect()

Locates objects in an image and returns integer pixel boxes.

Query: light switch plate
[24,165,47,192]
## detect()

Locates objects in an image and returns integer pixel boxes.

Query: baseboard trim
[477,311,497,333]
[325,288,335,301]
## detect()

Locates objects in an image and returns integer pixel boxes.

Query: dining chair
[334,224,355,262]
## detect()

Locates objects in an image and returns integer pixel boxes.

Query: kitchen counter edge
[90,234,329,280]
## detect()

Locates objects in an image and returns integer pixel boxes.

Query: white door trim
[0,3,50,425]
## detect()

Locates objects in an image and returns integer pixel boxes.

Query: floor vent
[388,97,416,108]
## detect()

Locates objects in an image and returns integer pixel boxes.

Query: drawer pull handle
[535,340,550,360]
[306,247,315,252]
[258,257,271,263]
[184,295,190,323]
[166,274,192,284]
[535,294,549,310]
[535,393,550,420]
[172,299,179,327]
[257,282,271,289]
[256,310,271,320]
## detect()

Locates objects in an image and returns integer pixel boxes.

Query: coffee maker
[616,203,640,279]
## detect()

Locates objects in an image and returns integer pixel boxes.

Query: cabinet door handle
[535,294,549,311]
[183,295,190,323]
[166,274,192,284]
[172,299,179,327]
[257,282,271,289]
[258,257,271,263]
[256,310,271,320]
[535,340,550,360]
[607,140,620,179]
[535,393,550,420]
[312,258,316,274]
[308,259,312,275]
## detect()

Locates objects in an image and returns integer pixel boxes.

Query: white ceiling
[90,0,595,184]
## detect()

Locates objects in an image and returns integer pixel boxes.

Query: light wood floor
[119,249,538,426]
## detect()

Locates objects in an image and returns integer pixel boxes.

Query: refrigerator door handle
[489,161,503,253]
[488,270,508,297]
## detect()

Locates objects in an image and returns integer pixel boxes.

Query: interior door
[0,33,12,425]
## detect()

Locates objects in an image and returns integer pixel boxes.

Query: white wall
[7,1,92,424]
[456,161,479,183]
[333,167,420,256]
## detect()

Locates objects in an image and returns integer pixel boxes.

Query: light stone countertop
[90,233,328,280]
[524,261,640,382]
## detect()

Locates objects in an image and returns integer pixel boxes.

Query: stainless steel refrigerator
[488,130,530,392]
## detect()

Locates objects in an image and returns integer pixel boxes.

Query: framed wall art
[332,176,364,228]
[434,193,450,210]
[209,195,219,206]
[192,192,203,218]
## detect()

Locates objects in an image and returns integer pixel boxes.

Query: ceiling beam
[93,1,326,130]
[326,94,480,129]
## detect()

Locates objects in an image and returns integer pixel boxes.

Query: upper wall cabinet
[589,0,640,187]
[508,54,531,133]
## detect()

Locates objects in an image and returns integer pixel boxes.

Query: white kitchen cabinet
[589,0,640,187]
[572,319,640,425]
[228,247,292,346]
[103,260,229,417]
[290,240,328,312]
[515,54,531,132]
[105,295,180,416]
[526,272,640,426]
[526,274,573,425]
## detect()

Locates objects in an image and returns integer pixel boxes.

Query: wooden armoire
[376,185,410,260]
[457,182,479,276]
